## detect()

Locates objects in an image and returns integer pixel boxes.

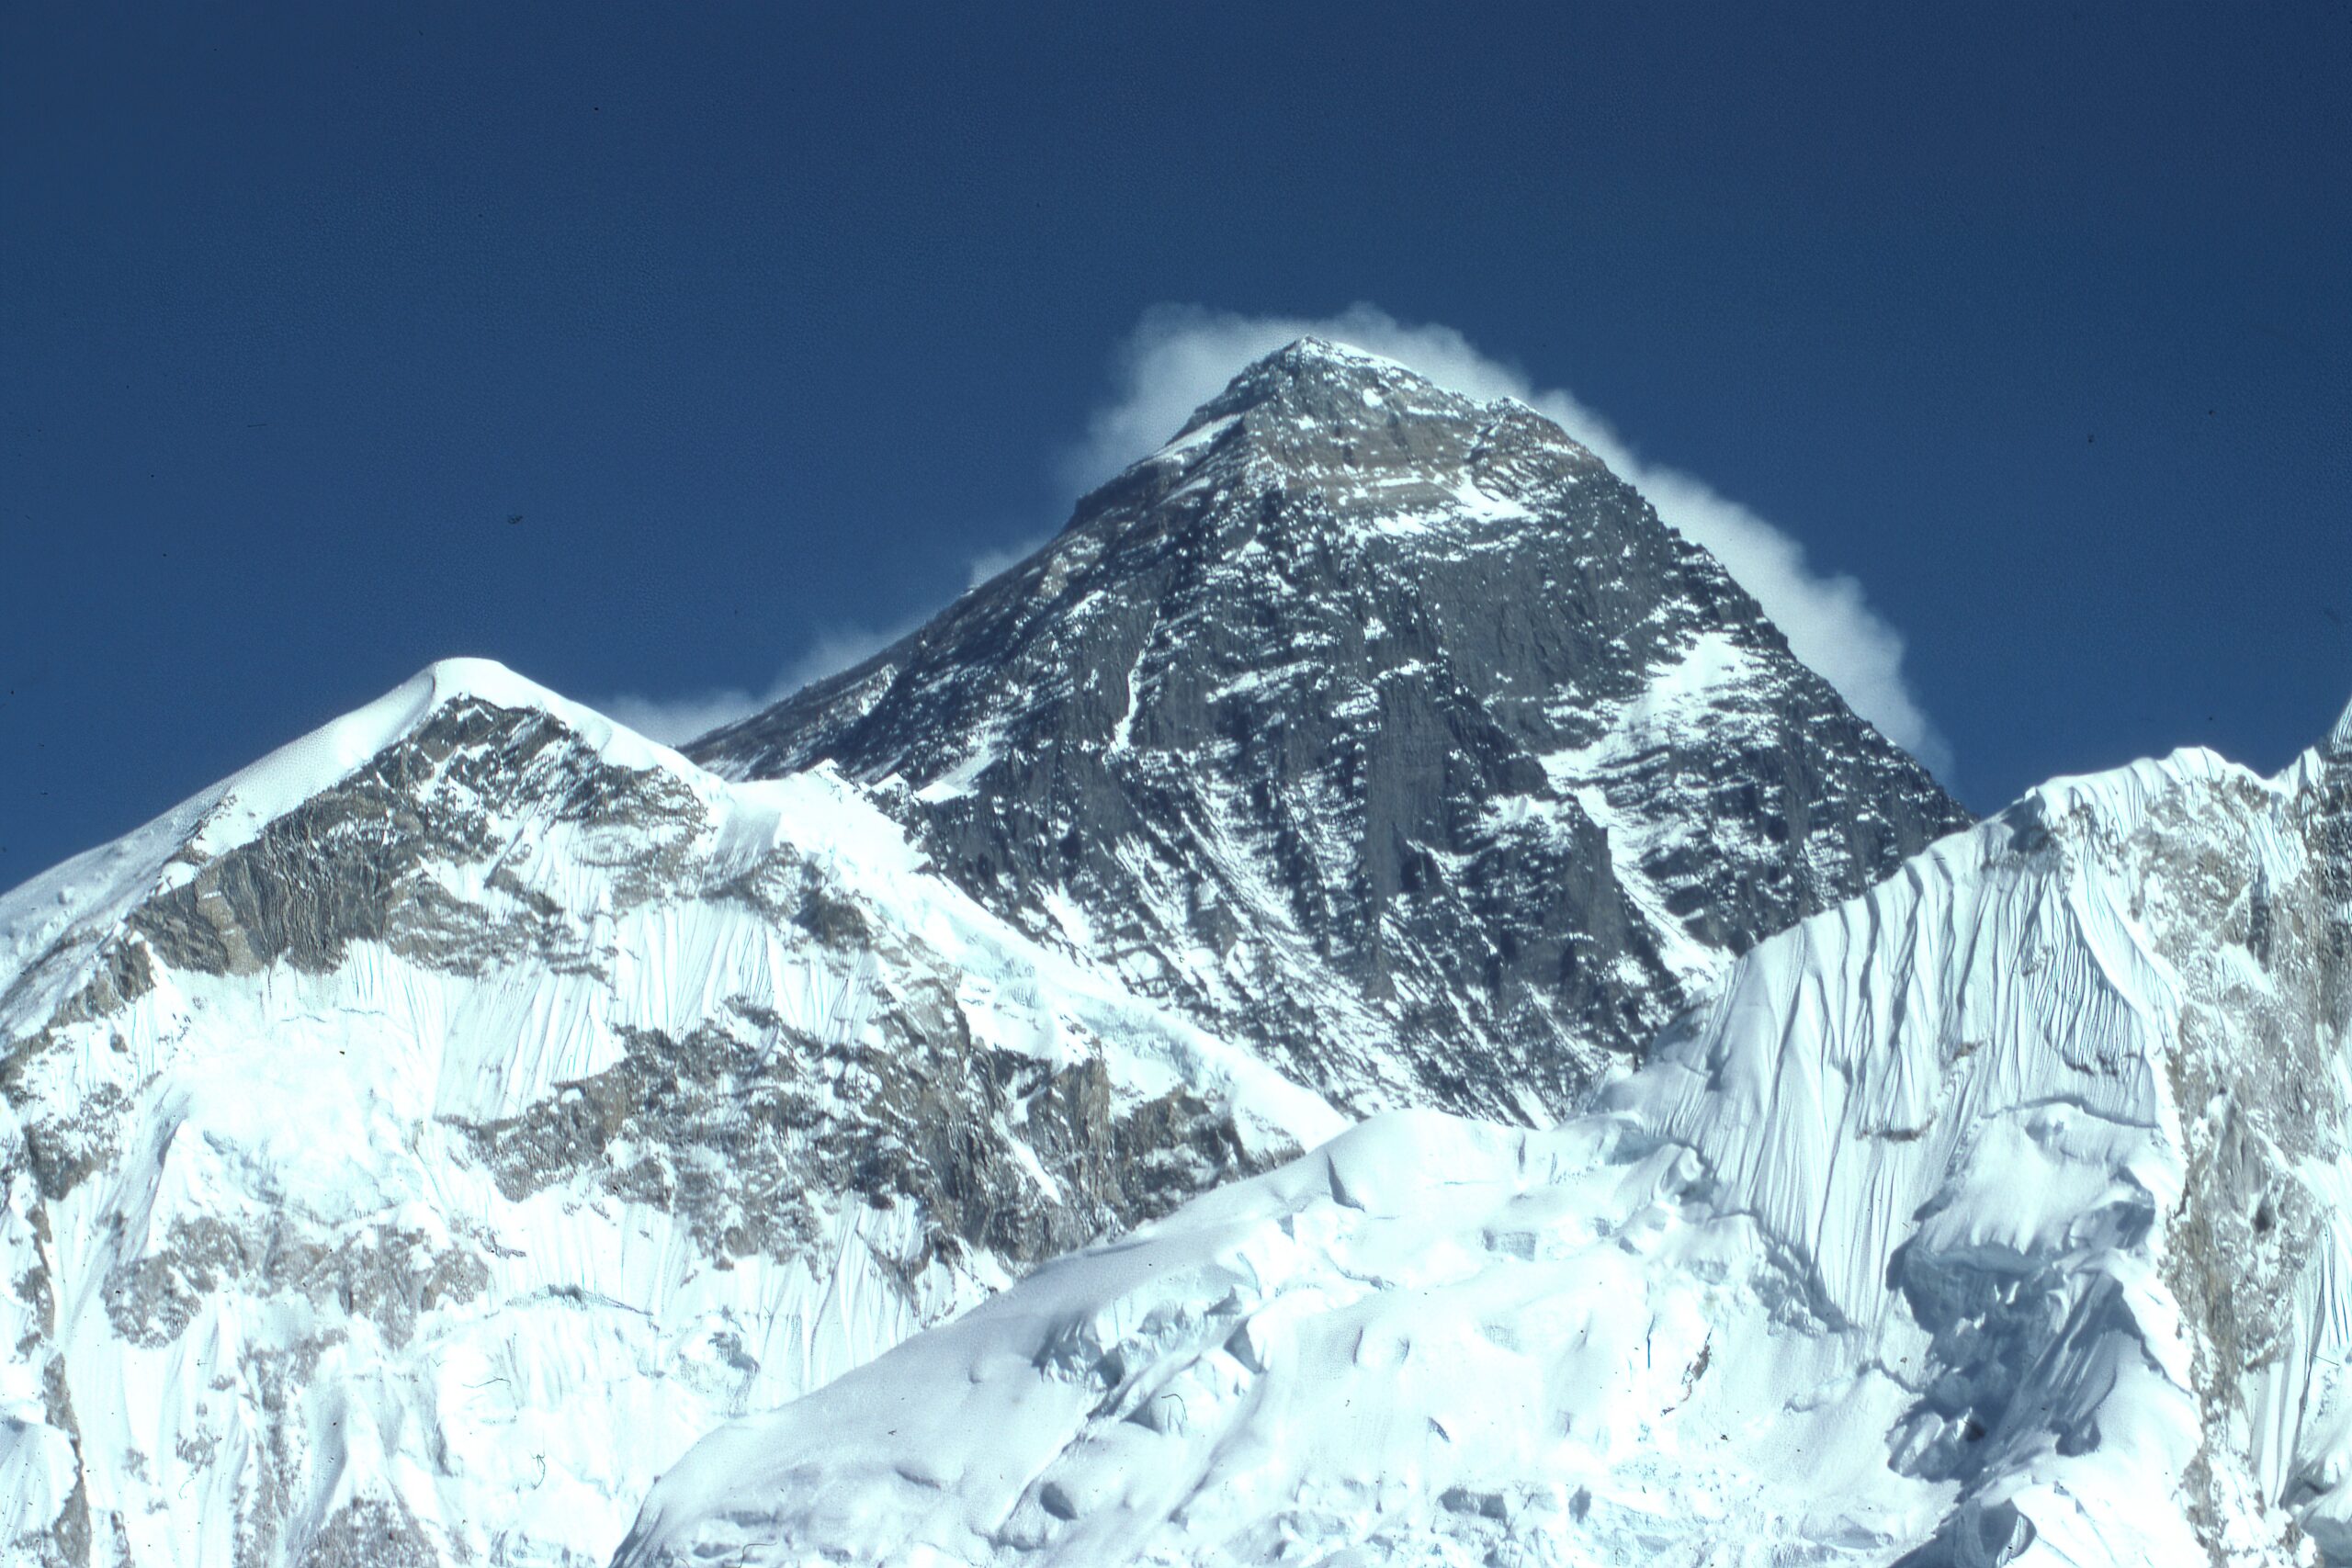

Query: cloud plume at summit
[1065,303,1949,773]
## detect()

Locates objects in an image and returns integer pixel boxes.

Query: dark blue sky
[6,2,2349,885]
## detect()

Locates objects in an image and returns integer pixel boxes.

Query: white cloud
[598,525,1056,750]
[599,684,768,749]
[599,617,918,747]
[964,529,1056,592]
[1061,303,1950,773]
[607,304,1947,771]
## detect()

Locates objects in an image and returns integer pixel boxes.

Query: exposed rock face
[0,664,1334,1567]
[0,343,1976,1566]
[697,340,1971,1120]
[616,715,2352,1568]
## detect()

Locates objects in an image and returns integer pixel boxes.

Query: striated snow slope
[0,344,1978,1564]
[0,660,1340,1567]
[617,700,2352,1567]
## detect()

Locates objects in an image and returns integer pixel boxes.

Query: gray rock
[0,341,1987,1567]
[696,339,1971,1120]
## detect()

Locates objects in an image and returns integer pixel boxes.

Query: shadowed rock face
[695,340,1972,1121]
[614,708,2352,1568]
[0,344,1979,1568]
[458,1009,1272,1279]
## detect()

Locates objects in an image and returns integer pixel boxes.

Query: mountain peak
[1243,334,1421,385]
[1111,337,1606,545]
[2329,687,2352,759]
[1170,335,1483,445]
[695,333,1971,1122]
[230,657,680,830]
[1260,333,1417,379]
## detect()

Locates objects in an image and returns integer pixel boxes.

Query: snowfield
[8,655,2350,1567]
[0,660,1340,1566]
[3,339,2344,1568]
[617,711,2352,1566]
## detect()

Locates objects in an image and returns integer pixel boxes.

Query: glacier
[0,660,1340,1566]
[616,705,2352,1565]
[0,340,1971,1566]
[2,337,2328,1567]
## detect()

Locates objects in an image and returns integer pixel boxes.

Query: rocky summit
[0,341,1975,1567]
[696,339,1971,1122]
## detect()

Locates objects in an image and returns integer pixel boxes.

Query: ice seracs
[0,340,2016,1566]
[616,712,2352,1568]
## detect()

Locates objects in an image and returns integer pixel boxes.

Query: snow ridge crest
[2327,686,2352,759]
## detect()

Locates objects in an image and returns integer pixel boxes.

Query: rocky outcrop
[697,340,1971,1121]
[617,710,2352,1568]
[0,663,1333,1567]
[0,344,1981,1566]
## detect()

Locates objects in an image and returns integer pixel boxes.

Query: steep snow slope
[0,344,1981,1565]
[695,340,1969,1123]
[617,702,2352,1567]
[0,660,1340,1567]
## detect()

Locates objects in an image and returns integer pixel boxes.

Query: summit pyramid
[0,343,1973,1566]
[696,338,1971,1120]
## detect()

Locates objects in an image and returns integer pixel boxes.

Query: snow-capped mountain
[0,340,1973,1567]
[695,340,1970,1122]
[0,663,1340,1566]
[618,699,2352,1568]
